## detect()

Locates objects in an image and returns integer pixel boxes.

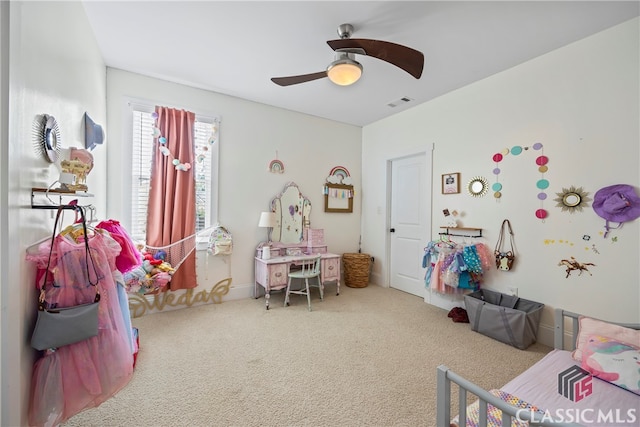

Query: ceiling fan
[271,23,424,87]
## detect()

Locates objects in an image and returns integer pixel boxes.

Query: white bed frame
[436,308,640,427]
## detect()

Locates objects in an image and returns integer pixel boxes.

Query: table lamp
[258,211,276,259]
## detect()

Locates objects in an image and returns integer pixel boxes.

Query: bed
[437,308,640,427]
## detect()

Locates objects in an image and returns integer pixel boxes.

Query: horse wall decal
[558,257,596,278]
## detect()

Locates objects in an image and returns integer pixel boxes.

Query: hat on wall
[592,184,640,236]
[84,112,105,151]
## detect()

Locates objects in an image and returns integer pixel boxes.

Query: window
[129,103,218,242]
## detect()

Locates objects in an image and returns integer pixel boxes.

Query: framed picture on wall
[442,173,461,194]
[324,183,354,213]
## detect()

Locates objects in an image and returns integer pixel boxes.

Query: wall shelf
[31,187,94,209]
[439,226,483,238]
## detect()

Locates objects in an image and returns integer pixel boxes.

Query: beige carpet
[63,284,550,427]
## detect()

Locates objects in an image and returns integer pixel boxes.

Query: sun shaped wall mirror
[467,176,489,197]
[269,182,311,243]
[554,186,591,213]
[33,114,62,163]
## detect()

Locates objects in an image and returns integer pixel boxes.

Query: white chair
[284,255,322,311]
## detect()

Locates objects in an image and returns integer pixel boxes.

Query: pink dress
[26,230,133,426]
[95,219,142,274]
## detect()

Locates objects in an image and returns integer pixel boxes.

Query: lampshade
[258,212,276,228]
[327,59,363,86]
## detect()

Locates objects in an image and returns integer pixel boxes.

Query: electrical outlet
[508,287,518,296]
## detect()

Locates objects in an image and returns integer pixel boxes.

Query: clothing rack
[438,226,483,238]
[30,191,100,228]
[24,203,96,255]
[31,203,80,211]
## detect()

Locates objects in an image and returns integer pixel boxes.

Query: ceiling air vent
[387,97,413,108]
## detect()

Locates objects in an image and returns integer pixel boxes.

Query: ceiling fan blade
[327,38,424,79]
[271,71,328,86]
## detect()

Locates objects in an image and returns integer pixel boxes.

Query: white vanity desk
[254,248,341,310]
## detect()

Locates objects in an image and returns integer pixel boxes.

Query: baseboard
[369,271,382,285]
[536,322,555,348]
[225,283,254,300]
[426,291,464,312]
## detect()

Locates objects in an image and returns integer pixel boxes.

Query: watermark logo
[514,366,636,424]
[516,408,638,425]
[558,365,592,402]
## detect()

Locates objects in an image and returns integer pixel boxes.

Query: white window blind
[193,120,214,231]
[130,107,216,242]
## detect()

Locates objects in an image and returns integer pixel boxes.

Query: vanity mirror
[269,182,311,243]
[467,176,489,197]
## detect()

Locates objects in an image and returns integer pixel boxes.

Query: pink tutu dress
[95,219,142,274]
[26,230,133,426]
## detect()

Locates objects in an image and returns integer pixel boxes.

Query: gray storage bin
[464,289,544,350]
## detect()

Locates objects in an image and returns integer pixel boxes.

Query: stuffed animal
[124,251,174,294]
[155,261,175,274]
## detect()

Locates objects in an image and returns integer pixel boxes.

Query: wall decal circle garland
[492,142,548,221]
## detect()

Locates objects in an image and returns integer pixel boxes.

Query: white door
[390,153,430,297]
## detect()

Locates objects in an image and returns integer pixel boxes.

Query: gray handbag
[31,206,101,351]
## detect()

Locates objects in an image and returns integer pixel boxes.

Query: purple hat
[592,184,640,236]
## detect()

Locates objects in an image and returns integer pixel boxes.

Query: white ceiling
[82,1,639,127]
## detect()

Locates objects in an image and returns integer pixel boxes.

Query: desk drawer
[268,263,289,287]
[322,257,340,282]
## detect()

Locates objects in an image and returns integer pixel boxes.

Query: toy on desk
[286,247,304,256]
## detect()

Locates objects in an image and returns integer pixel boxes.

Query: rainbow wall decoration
[268,159,285,174]
[326,166,352,184]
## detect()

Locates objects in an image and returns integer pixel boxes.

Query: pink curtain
[146,106,197,290]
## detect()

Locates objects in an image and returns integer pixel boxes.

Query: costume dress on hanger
[96,219,141,274]
[424,241,492,293]
[96,219,141,354]
[26,230,133,427]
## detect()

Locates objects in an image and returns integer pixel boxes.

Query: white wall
[2,2,107,426]
[106,69,362,301]
[362,18,640,341]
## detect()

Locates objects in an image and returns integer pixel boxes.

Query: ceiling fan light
[327,60,362,86]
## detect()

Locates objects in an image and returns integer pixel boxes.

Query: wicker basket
[342,253,371,288]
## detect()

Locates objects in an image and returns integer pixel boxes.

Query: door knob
[390,228,396,233]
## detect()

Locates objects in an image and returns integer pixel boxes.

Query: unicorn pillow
[572,316,640,362]
[581,335,640,395]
